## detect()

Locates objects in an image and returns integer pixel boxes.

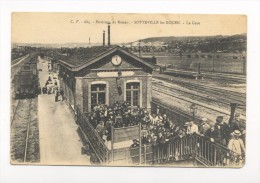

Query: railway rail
[153,75,246,105]
[152,81,246,112]
[11,54,29,66]
[11,99,40,163]
[164,69,246,83]
[11,99,32,162]
[11,99,20,125]
[152,86,245,118]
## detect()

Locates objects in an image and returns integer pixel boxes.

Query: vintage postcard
[11,13,246,167]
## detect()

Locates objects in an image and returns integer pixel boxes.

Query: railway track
[11,98,40,163]
[165,69,246,83]
[11,99,20,125]
[152,86,245,118]
[152,81,246,112]
[203,72,246,81]
[11,54,29,66]
[153,76,246,105]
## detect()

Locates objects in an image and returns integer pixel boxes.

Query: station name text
[70,19,200,26]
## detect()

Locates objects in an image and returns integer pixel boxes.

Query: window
[91,84,106,108]
[126,82,140,107]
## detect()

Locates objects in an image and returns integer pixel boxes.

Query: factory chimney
[108,23,110,46]
[103,30,105,47]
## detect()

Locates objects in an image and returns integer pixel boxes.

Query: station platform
[37,58,90,165]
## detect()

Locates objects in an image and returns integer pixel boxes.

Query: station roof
[54,46,154,71]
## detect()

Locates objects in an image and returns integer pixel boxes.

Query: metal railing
[74,105,243,166]
[193,134,245,167]
[106,134,244,166]
[75,105,109,164]
[107,145,154,165]
[152,134,244,167]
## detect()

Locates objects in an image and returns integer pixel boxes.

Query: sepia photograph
[10,13,247,167]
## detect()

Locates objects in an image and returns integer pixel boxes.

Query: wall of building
[58,49,153,113]
[79,74,151,113]
[59,65,76,109]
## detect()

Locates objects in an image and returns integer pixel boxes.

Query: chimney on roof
[108,23,110,46]
[103,30,105,47]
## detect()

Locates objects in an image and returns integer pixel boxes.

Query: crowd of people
[89,101,246,159]
[42,74,64,102]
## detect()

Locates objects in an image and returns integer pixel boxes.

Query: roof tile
[53,46,115,67]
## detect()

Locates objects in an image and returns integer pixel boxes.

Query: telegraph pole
[212,54,215,72]
[138,40,141,57]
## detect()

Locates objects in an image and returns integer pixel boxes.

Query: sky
[12,13,247,44]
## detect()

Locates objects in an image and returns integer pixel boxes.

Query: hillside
[140,34,246,43]
[125,34,247,53]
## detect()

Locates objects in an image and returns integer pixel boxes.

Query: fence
[74,105,242,167]
[192,134,244,167]
[152,134,244,167]
[107,145,153,165]
[105,134,243,167]
[75,105,109,164]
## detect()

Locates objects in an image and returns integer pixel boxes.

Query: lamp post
[190,103,198,121]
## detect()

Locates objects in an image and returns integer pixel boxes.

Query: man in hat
[105,116,114,141]
[141,130,149,144]
[234,113,245,132]
[96,121,105,139]
[131,108,139,125]
[154,113,163,125]
[60,87,64,101]
[130,139,140,164]
[239,123,246,146]
[204,123,221,143]
[122,110,131,127]
[169,121,182,138]
[114,114,123,128]
[177,127,186,139]
[150,114,157,125]
[215,116,230,145]
[157,132,166,146]
[130,139,139,148]
[199,117,210,136]
[157,132,167,161]
[229,118,240,134]
[227,130,245,165]
[143,111,151,129]
[187,121,198,135]
[89,112,97,128]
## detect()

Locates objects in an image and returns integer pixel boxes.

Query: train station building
[56,46,154,113]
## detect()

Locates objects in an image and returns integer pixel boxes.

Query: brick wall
[58,49,153,113]
[81,75,151,113]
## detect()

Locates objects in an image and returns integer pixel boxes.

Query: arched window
[91,84,106,107]
[126,82,140,107]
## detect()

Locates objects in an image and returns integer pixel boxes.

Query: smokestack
[108,23,110,46]
[103,31,105,47]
